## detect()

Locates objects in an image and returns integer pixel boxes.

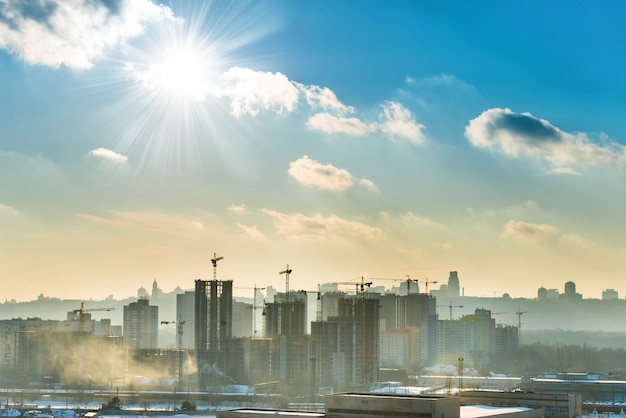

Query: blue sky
[1,0,626,302]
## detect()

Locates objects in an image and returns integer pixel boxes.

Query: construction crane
[335,277,373,296]
[279,264,292,301]
[405,276,421,295]
[235,285,266,337]
[71,301,114,333]
[516,310,530,344]
[371,276,420,295]
[211,252,224,280]
[437,303,464,320]
[161,316,189,384]
[422,278,438,295]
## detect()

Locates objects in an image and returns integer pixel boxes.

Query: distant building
[311,294,380,389]
[266,285,278,303]
[264,291,307,338]
[562,281,582,300]
[397,278,420,295]
[495,324,519,353]
[538,286,563,301]
[420,308,514,367]
[151,279,164,301]
[194,279,233,389]
[380,327,419,368]
[602,288,619,300]
[123,298,158,349]
[537,287,548,301]
[263,291,310,388]
[379,293,436,331]
[447,271,460,297]
[137,286,149,299]
[232,301,253,337]
[176,290,195,349]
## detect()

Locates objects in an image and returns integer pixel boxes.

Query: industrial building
[218,392,545,418]
[520,375,626,405]
[461,390,581,418]
[326,392,460,418]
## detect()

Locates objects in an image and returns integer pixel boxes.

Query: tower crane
[422,278,438,295]
[161,316,190,384]
[279,264,292,301]
[335,277,373,296]
[370,275,420,295]
[516,310,530,344]
[71,301,114,333]
[405,276,421,295]
[235,285,266,337]
[436,303,464,320]
[211,252,224,280]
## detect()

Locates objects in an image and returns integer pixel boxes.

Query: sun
[104,0,277,172]
[128,33,220,103]
[153,47,210,99]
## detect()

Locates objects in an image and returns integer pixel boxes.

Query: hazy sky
[2,0,626,302]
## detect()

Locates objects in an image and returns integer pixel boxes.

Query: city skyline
[2,1,626,302]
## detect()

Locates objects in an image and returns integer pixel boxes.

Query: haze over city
[2,0,626,302]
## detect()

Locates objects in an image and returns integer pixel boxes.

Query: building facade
[123,298,158,349]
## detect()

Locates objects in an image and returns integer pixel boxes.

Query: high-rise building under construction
[311,293,380,390]
[194,279,233,389]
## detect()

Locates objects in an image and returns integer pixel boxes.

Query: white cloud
[380,210,446,230]
[465,108,626,169]
[559,234,588,246]
[288,155,374,191]
[236,223,265,239]
[0,0,174,69]
[261,209,382,242]
[0,203,19,216]
[399,211,447,229]
[305,102,426,145]
[213,68,427,146]
[78,211,205,236]
[228,204,246,213]
[546,167,582,176]
[502,220,559,241]
[298,84,355,114]
[305,113,375,136]
[88,147,128,164]
[217,67,300,116]
[379,101,426,144]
